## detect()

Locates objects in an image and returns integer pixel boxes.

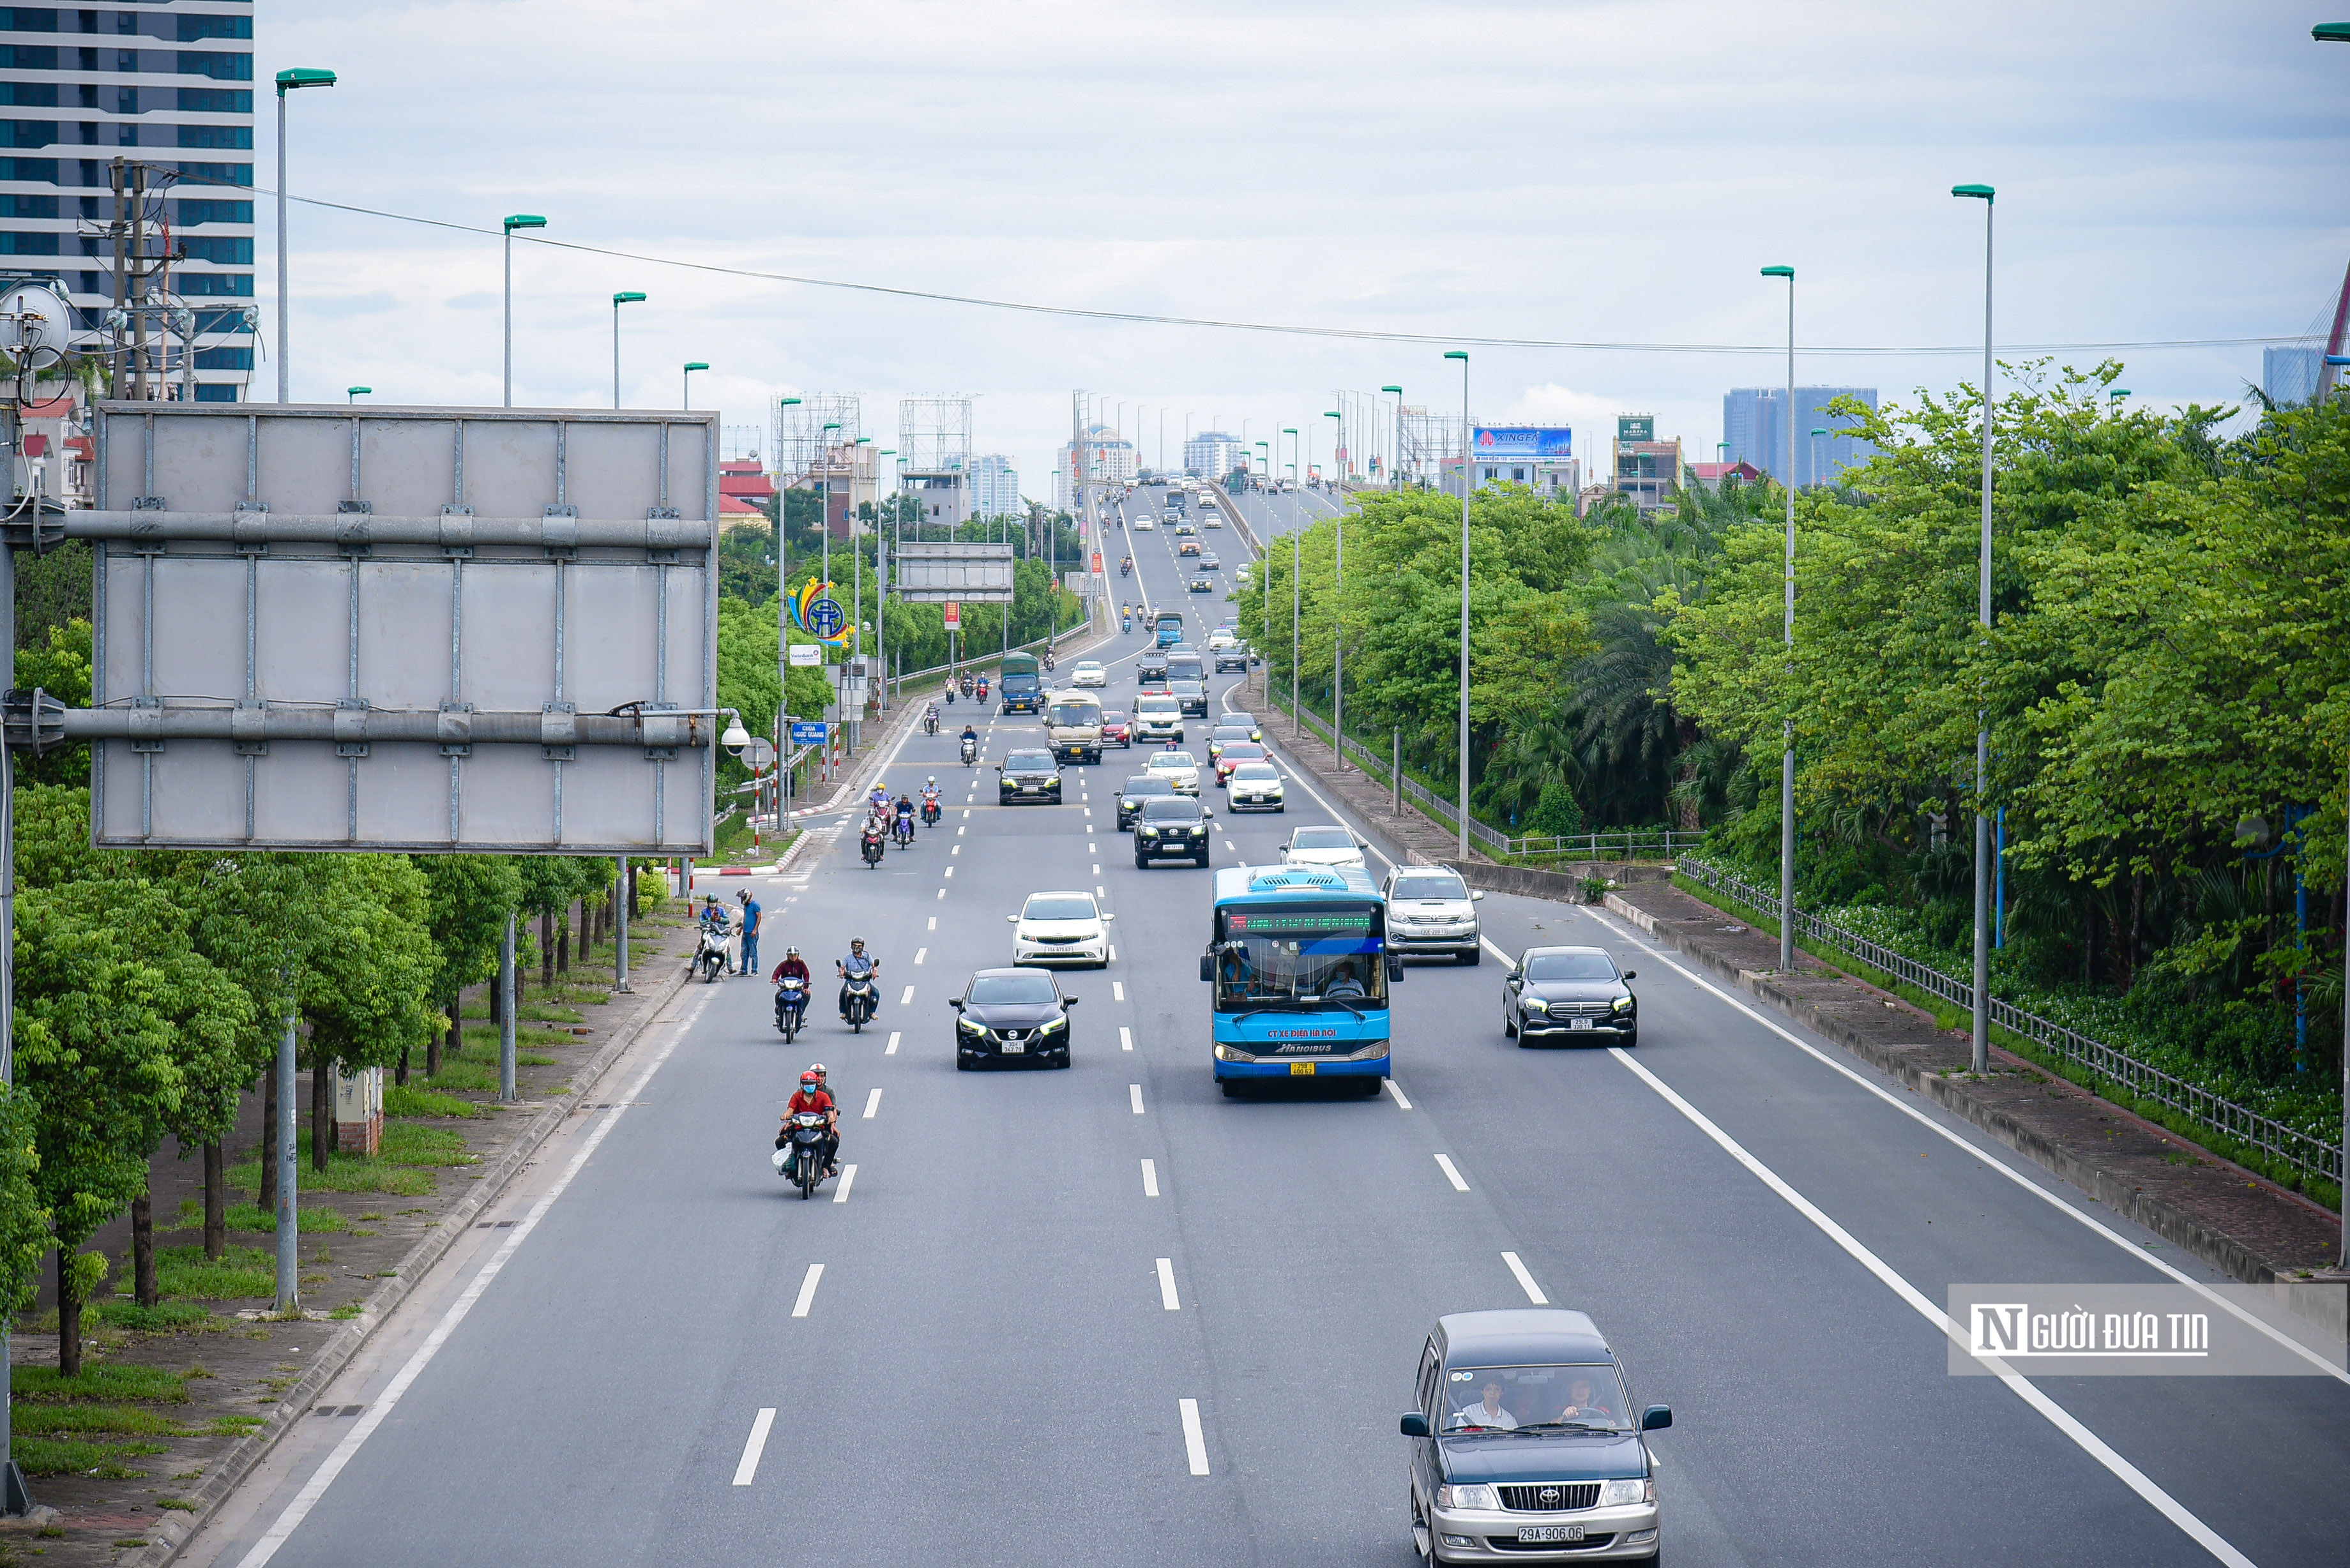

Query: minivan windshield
[967,973,1060,1006]
[1441,1364,1633,1433]
[1392,873,1469,901]
[1524,952,1618,982]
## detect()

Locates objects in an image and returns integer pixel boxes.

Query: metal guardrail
[1675,856,2344,1194]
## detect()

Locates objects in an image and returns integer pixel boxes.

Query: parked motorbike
[694,925,729,983]
[840,973,879,1032]
[860,827,885,868]
[773,1110,831,1199]
[773,977,809,1041]
[960,736,978,767]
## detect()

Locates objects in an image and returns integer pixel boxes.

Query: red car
[1214,741,1268,783]
[1100,711,1133,748]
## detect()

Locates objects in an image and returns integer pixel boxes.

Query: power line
[209,174,2319,359]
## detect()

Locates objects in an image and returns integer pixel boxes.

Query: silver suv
[1383,866,1484,964]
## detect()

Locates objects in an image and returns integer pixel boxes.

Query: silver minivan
[1132,694,1184,743]
[1383,865,1485,964]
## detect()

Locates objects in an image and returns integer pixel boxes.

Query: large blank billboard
[86,403,718,854]
[894,540,1014,602]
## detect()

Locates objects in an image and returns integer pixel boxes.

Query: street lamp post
[2313,19,2350,1271]
[1809,428,1826,488]
[1324,410,1345,766]
[346,386,370,403]
[273,68,336,403]
[501,214,546,408]
[1444,354,1469,857]
[610,292,646,409]
[682,361,708,411]
[1761,265,1797,972]
[1953,183,1996,1076]
[1382,386,1404,490]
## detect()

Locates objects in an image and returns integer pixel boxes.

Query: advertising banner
[1473,426,1573,458]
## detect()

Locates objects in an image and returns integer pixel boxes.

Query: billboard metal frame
[892,539,1015,603]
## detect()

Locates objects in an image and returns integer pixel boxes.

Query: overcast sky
[268,0,2348,495]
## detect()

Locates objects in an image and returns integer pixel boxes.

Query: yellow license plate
[1289,1062,1316,1076]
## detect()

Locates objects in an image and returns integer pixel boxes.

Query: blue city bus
[1201,865,1399,1096]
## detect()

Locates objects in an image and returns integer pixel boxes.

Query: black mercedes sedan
[1502,947,1637,1046]
[952,967,1077,1069]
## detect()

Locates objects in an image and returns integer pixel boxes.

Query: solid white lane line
[1501,1251,1549,1305]
[914,947,927,965]
[233,988,699,1568]
[1630,949,2349,1385]
[1156,1257,1181,1311]
[885,1031,900,1055]
[1179,1399,1211,1476]
[1112,981,1126,1002]
[832,1165,858,1204]
[732,1408,777,1486]
[1383,1077,1413,1110]
[1119,1026,1134,1052]
[791,1263,825,1318]
[1130,1083,1146,1115]
[899,985,915,1006]
[863,1087,883,1119]
[1608,1047,2257,1568]
[1141,1158,1160,1196]
[1434,1154,1471,1193]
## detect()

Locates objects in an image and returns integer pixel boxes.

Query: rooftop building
[1723,386,1877,487]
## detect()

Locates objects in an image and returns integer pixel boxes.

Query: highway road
[183,483,2349,1568]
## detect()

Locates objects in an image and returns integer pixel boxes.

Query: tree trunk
[203,1140,226,1260]
[540,910,554,987]
[395,1044,410,1088]
[557,902,571,975]
[56,1249,82,1378]
[2126,872,2145,991]
[310,1055,333,1173]
[131,1165,158,1308]
[627,862,639,921]
[428,1000,447,1074]
[258,1070,278,1212]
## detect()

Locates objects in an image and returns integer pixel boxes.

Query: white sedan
[1206,629,1236,651]
[1070,661,1108,688]
[1146,749,1202,794]
[1008,891,1114,968]
[1280,824,1365,870]
[1132,517,1156,532]
[1226,761,1285,811]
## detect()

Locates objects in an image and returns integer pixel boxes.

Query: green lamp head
[276,68,336,94]
[503,214,547,232]
[612,291,646,306]
[1951,184,1995,202]
[1761,265,1794,278]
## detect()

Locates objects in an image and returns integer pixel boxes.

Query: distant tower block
[898,395,975,535]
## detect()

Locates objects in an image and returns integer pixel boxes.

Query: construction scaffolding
[896,395,973,474]
[1399,406,1468,486]
[775,394,861,482]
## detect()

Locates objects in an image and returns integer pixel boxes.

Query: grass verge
[383,1084,483,1120]
[13,1364,188,1403]
[156,1245,275,1300]
[11,1437,167,1476]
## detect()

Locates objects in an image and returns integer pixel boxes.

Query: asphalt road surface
[183,483,2349,1568]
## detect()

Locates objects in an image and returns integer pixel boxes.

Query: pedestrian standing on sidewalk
[738,889,762,980]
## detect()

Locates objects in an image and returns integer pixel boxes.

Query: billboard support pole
[273,1010,298,1313]
[614,854,630,993]
[0,527,22,1513]
[498,916,517,1103]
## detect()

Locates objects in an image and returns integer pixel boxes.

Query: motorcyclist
[782,1068,839,1178]
[960,722,978,761]
[698,894,736,974]
[893,794,916,843]
[921,777,942,820]
[770,945,812,986]
[837,939,879,1021]
[923,702,940,734]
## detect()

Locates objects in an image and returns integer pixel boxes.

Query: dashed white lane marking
[1383,1077,1413,1110]
[1119,1025,1133,1052]
[863,1087,883,1119]
[732,1408,777,1486]
[961,809,971,819]
[1501,1251,1548,1305]
[1156,1257,1182,1311]
[914,947,927,965]
[1610,1047,2262,1568]
[927,916,937,930]
[1434,1154,1471,1192]
[1088,841,1097,852]
[944,866,954,878]
[936,888,946,901]
[1093,863,1101,875]
[1096,885,1106,897]
[1225,840,1237,851]
[1109,944,1118,961]
[1129,1083,1145,1115]
[791,1263,825,1318]
[885,1031,901,1055]
[1112,981,1126,1002]
[951,845,960,856]
[832,1165,858,1204]
[957,825,966,836]
[899,986,916,1006]
[1179,1399,1210,1476]
[1140,1158,1159,1196]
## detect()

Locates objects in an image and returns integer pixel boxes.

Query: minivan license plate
[1517,1526,1584,1543]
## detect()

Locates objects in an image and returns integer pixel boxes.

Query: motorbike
[944,686,956,706]
[860,827,885,868]
[694,924,730,983]
[1042,652,1056,672]
[840,972,879,1032]
[920,795,941,827]
[773,1110,831,1199]
[1121,559,1132,577]
[773,977,809,1041]
[923,712,939,735]
[960,736,978,767]
[893,813,915,849]
[976,680,990,703]
[1121,617,1132,634]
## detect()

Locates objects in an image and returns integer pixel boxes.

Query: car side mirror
[1199,954,1215,982]
[1386,956,1405,982]
[1061,995,1079,1006]
[1201,810,1213,820]
[1399,1412,1430,1438]
[1006,914,1019,923]
[1622,970,1637,982]
[1102,912,1116,920]
[1472,891,1486,901]
[1641,1405,1672,1431]
[1506,968,1522,981]
[948,998,964,1011]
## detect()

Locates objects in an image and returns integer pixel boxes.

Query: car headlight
[1139,828,1158,839]
[1436,1484,1501,1511]
[1213,1042,1254,1062]
[1522,997,1549,1013]
[957,1017,987,1035]
[1040,1015,1068,1034]
[1598,1478,1653,1507]
[1612,994,1635,1012]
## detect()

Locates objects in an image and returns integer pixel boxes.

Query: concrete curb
[128,956,696,1568]
[1593,891,2347,1341]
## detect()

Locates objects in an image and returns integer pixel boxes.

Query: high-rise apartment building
[1182,429,1240,479]
[1722,386,1878,487]
[1,1,257,401]
[1056,423,1133,508]
[970,453,1019,520]
[2263,346,2320,406]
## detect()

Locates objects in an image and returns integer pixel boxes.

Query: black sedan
[1115,774,1177,830]
[997,748,1063,806]
[952,967,1077,1069]
[1503,946,1638,1046]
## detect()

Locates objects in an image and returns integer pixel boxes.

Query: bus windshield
[1213,902,1387,1011]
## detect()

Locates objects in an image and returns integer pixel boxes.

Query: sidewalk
[1600,877,2346,1333]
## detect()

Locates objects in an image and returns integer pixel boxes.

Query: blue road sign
[807,597,846,637]
[790,721,829,746]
